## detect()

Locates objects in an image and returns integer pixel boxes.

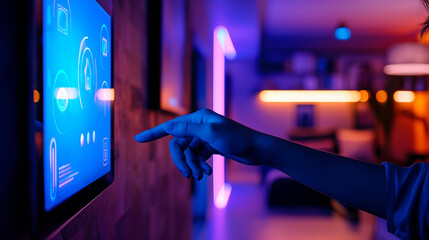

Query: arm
[135,109,386,218]
[256,132,386,218]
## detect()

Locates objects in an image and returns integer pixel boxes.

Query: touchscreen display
[43,0,112,211]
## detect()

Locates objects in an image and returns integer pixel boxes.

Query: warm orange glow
[418,32,429,45]
[96,88,115,101]
[33,90,40,103]
[359,90,370,102]
[393,91,415,103]
[413,92,427,153]
[376,90,388,103]
[384,63,429,76]
[259,90,361,103]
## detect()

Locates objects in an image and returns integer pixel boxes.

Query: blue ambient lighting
[335,27,351,41]
[43,0,111,211]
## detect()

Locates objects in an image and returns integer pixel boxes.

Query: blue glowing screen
[43,0,111,211]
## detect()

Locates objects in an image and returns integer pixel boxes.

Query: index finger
[134,124,169,143]
[134,113,198,143]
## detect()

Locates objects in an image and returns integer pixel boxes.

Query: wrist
[251,131,287,168]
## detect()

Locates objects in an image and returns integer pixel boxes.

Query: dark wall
[0,1,34,238]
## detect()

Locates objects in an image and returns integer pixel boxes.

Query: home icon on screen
[57,4,68,35]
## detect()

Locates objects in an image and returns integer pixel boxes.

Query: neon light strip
[213,26,236,209]
[215,183,232,208]
[96,88,115,101]
[384,63,429,76]
[259,90,416,104]
[259,90,361,103]
[394,91,415,103]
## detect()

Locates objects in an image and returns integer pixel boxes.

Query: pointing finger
[134,112,200,142]
[134,124,169,143]
[163,122,216,143]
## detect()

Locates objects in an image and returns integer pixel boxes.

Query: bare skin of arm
[135,109,386,218]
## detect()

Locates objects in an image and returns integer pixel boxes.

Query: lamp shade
[384,43,429,76]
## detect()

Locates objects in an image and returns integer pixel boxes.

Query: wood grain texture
[52,0,191,239]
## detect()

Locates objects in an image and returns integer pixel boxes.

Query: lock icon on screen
[84,58,92,91]
[102,37,108,57]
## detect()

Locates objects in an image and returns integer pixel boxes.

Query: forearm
[254,132,387,218]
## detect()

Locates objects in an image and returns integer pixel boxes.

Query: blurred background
[3,0,429,239]
[189,1,429,239]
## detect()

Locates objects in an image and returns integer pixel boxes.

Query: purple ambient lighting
[213,26,236,209]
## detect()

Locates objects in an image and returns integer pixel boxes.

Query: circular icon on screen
[100,24,109,70]
[53,69,72,134]
[78,37,97,109]
[50,137,57,200]
[56,87,69,111]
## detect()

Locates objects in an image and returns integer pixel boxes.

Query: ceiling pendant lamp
[384,42,429,76]
[335,23,351,41]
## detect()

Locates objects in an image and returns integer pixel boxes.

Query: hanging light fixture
[335,22,351,41]
[384,42,429,76]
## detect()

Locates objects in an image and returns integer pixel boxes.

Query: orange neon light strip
[96,88,115,101]
[393,91,415,103]
[259,90,361,103]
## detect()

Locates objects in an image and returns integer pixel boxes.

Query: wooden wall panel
[51,0,192,239]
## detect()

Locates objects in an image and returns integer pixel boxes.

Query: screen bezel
[34,0,114,237]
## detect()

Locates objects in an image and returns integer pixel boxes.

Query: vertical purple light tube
[213,26,236,209]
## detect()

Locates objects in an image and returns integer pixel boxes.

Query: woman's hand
[134,109,264,179]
